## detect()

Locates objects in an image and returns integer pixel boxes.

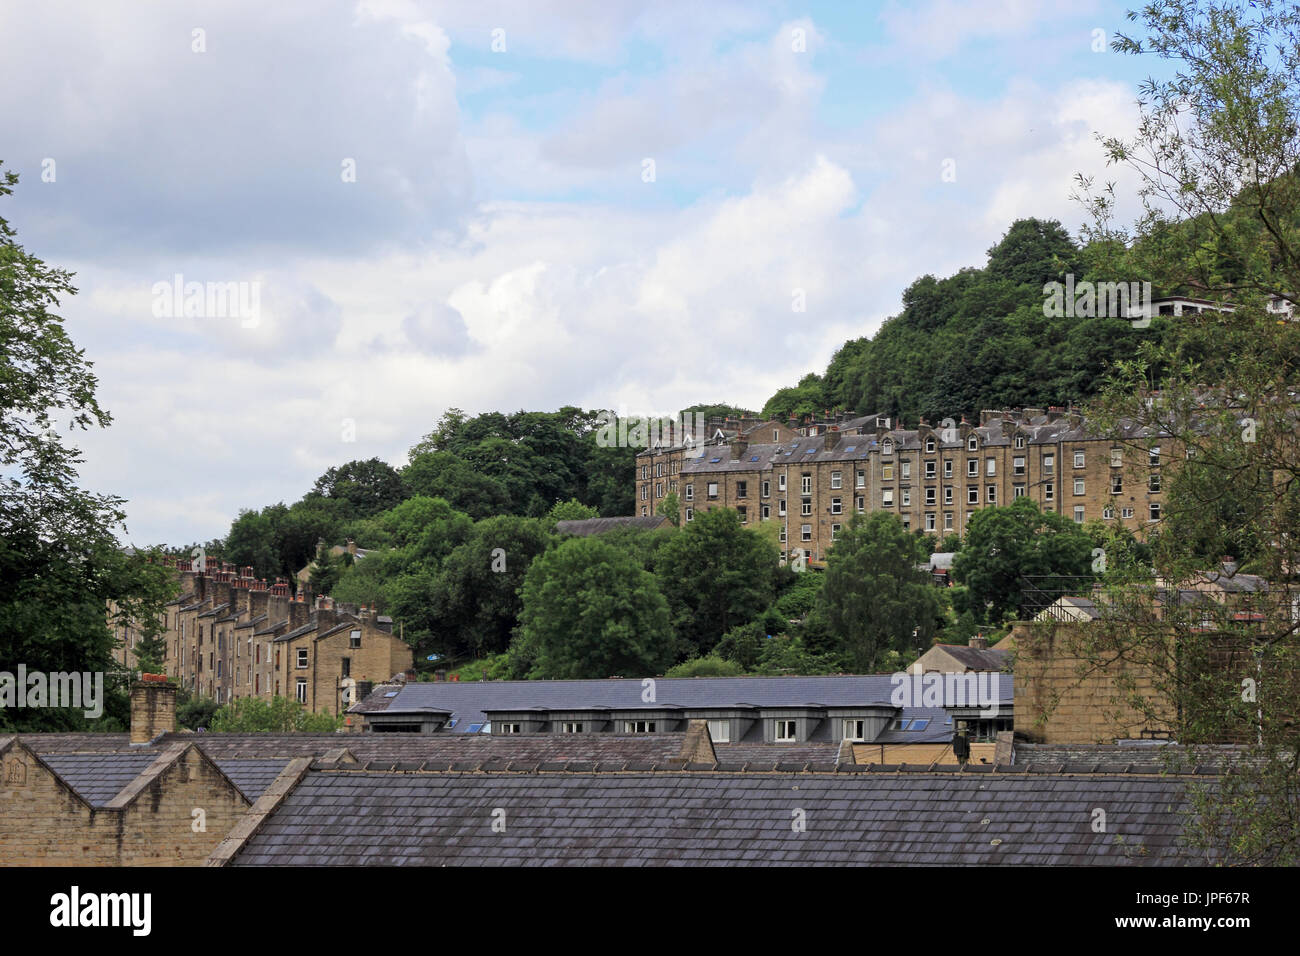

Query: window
[624,720,657,734]
[901,489,911,506]
[736,481,747,499]
[801,499,812,516]
[1149,474,1161,493]
[925,513,936,531]
[296,679,307,704]
[842,719,866,741]
[967,436,978,451]
[761,504,770,519]
[561,722,584,734]
[1074,451,1085,468]
[1122,507,1134,519]
[778,499,786,517]
[1014,435,1025,449]
[801,474,812,495]
[1149,502,1162,521]
[341,657,351,678]
[882,439,894,456]
[986,458,996,476]
[1073,506,1085,523]
[882,463,894,481]
[925,488,936,505]
[967,459,978,477]
[944,460,953,478]
[737,506,748,523]
[779,528,787,543]
[1013,456,1025,476]
[1043,454,1055,474]
[1074,478,1085,495]
[1102,505,1114,520]
[801,525,812,541]
[685,484,693,501]
[498,722,522,735]
[778,474,787,492]
[944,513,953,531]
[762,480,770,498]
[707,482,718,499]
[967,486,979,504]
[944,486,953,505]
[986,485,996,504]
[831,523,842,540]
[775,720,797,742]
[1149,446,1161,466]
[1111,447,1123,468]
[1045,483,1054,501]
[296,648,308,669]
[901,461,911,479]
[707,719,730,743]
[883,489,894,507]
[831,471,842,489]
[856,470,865,489]
[1013,485,1026,499]
[685,507,693,522]
[641,486,648,501]
[925,460,936,478]
[831,497,843,514]
[1111,475,1122,494]
[350,629,361,648]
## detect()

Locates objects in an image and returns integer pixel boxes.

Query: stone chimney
[130,677,176,744]
[823,428,840,451]
[249,589,270,620]
[969,634,989,650]
[289,594,311,631]
[681,719,718,764]
[730,437,748,461]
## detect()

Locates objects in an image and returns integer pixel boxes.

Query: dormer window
[882,438,894,456]
[924,438,936,453]
[774,720,797,742]
[1014,435,1025,449]
[967,436,978,451]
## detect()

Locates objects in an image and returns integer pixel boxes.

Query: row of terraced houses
[636,406,1183,564]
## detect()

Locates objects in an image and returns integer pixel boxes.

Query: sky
[0,0,1168,546]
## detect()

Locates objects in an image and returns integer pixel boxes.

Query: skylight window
[844,445,856,452]
[383,691,399,698]
[446,718,458,728]
[466,722,484,733]
[894,718,911,730]
[910,719,930,731]
[750,455,759,462]
[709,457,722,463]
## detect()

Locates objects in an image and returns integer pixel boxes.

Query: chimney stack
[970,635,989,650]
[130,676,176,744]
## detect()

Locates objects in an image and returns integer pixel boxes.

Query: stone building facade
[638,407,1183,564]
[114,559,414,714]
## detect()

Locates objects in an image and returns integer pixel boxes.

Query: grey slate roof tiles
[227,769,1210,866]
[38,752,162,806]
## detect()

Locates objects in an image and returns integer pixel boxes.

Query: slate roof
[225,768,1212,866]
[38,752,162,806]
[364,675,1015,729]
[1013,743,1247,773]
[212,758,297,801]
[928,644,1013,672]
[555,516,669,535]
[713,742,842,765]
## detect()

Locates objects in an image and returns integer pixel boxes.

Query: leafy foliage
[208,695,344,733]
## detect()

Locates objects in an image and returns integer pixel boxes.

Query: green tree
[208,696,343,732]
[950,498,1094,624]
[0,165,175,732]
[223,507,280,580]
[1067,0,1300,864]
[548,498,598,523]
[656,491,681,526]
[309,458,405,520]
[813,512,941,671]
[513,536,673,679]
[402,450,512,519]
[655,509,779,657]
